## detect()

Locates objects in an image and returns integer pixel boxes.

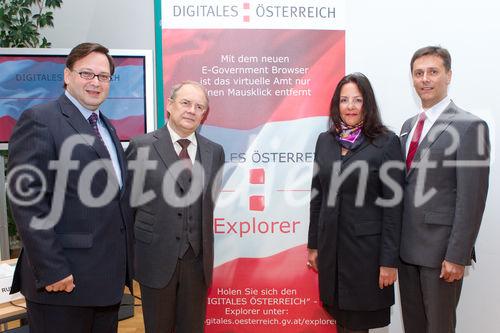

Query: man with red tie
[399,46,490,333]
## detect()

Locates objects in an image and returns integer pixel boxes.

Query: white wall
[42,1,499,332]
[346,1,500,332]
[41,0,155,50]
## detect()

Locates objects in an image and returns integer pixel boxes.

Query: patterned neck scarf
[335,121,365,150]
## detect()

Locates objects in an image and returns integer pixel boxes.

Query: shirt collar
[65,90,100,121]
[166,121,197,147]
[420,96,451,123]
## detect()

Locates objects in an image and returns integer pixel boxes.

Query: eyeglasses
[73,70,112,82]
[175,98,207,113]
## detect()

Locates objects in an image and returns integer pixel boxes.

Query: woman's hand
[307,248,318,272]
[379,266,397,289]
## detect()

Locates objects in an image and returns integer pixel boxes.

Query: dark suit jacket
[400,102,490,267]
[308,131,403,311]
[125,126,224,288]
[8,94,133,306]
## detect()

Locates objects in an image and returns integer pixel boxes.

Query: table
[0,260,27,332]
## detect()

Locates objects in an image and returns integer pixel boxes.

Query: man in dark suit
[7,43,133,333]
[399,46,490,333]
[126,81,225,332]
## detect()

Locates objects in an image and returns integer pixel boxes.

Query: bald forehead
[172,83,208,105]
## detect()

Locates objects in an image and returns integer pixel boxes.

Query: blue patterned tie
[88,113,104,144]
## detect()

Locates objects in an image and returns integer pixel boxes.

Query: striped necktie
[406,112,426,170]
[88,113,104,144]
[177,139,192,169]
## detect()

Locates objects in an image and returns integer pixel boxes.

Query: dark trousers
[26,300,120,333]
[140,247,207,333]
[336,325,368,333]
[399,261,463,333]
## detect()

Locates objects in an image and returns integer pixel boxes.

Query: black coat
[308,131,403,311]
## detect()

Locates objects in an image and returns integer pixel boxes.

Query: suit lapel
[321,132,370,177]
[341,139,371,169]
[319,133,341,173]
[406,103,457,178]
[196,133,211,194]
[400,116,418,152]
[58,95,111,160]
[153,126,187,191]
[100,114,126,187]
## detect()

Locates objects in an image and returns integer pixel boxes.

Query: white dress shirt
[405,96,451,155]
[166,121,198,164]
[65,91,123,188]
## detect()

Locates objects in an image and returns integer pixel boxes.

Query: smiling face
[339,82,364,127]
[412,55,452,109]
[63,51,111,111]
[167,83,208,137]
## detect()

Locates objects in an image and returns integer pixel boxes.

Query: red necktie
[406,112,426,170]
[177,139,192,169]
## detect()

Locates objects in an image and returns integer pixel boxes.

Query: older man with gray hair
[126,81,225,332]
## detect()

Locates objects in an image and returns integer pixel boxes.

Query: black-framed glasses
[73,70,112,82]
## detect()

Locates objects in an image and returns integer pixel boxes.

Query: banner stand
[0,155,10,260]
